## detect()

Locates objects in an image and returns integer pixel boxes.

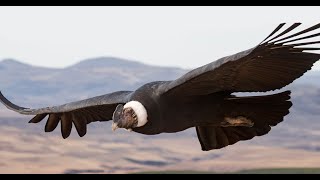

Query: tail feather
[196,91,292,151]
[223,91,292,127]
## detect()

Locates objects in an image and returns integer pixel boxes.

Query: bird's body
[130,81,224,135]
[112,81,234,135]
[1,22,320,151]
[128,81,291,152]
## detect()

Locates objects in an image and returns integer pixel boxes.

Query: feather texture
[0,91,131,138]
[160,23,320,96]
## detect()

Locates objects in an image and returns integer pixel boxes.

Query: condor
[1,23,320,151]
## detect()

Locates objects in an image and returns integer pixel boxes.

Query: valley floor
[1,117,320,174]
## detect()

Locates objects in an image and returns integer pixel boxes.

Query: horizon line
[0,56,187,70]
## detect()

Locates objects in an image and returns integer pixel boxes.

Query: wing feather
[61,113,73,139]
[0,91,132,138]
[45,113,61,132]
[160,23,320,97]
[71,112,87,137]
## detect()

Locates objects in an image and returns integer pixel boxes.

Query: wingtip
[28,114,47,124]
[0,91,35,115]
[0,90,5,100]
[260,23,287,44]
[79,131,87,138]
[61,133,70,139]
[271,22,320,44]
[0,91,7,101]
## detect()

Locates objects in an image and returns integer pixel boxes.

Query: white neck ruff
[124,101,148,127]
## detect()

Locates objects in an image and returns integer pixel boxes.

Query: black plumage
[1,23,320,151]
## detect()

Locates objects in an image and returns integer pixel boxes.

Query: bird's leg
[221,116,254,127]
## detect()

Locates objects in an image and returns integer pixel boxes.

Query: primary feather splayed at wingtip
[72,113,87,137]
[161,22,320,97]
[61,113,73,139]
[261,22,320,46]
[259,23,286,44]
[45,113,60,132]
[234,22,320,92]
[262,23,302,44]
[28,114,47,123]
[0,91,132,138]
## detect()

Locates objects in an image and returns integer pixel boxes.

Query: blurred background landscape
[0,57,320,174]
[1,6,320,174]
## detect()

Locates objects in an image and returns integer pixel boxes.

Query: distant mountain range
[1,56,320,132]
[0,57,319,117]
[0,57,186,107]
[1,56,319,117]
[0,57,320,173]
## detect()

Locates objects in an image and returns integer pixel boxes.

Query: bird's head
[112,101,148,132]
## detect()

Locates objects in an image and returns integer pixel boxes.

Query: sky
[0,6,320,70]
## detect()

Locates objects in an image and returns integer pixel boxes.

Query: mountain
[1,57,320,134]
[0,57,186,107]
[0,57,320,173]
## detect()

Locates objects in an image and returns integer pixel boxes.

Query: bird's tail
[222,90,292,128]
[196,91,292,151]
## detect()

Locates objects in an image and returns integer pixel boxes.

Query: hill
[0,58,320,173]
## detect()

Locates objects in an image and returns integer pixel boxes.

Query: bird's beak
[112,123,119,131]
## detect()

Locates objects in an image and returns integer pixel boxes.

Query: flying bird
[1,23,320,151]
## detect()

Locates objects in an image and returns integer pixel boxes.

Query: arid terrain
[1,116,320,174]
[1,58,320,173]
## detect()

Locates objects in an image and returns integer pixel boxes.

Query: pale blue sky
[0,6,319,70]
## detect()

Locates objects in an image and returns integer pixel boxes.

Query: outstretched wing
[160,23,320,97]
[0,91,132,138]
